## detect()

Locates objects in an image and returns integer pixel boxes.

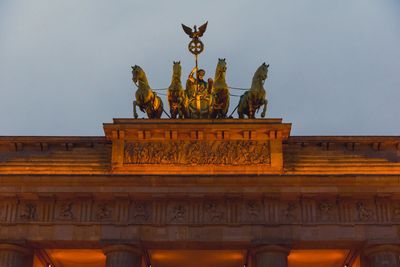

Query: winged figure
[181,21,208,39]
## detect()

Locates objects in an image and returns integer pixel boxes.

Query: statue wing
[181,23,193,38]
[197,21,208,37]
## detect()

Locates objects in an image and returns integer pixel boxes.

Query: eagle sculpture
[181,21,208,39]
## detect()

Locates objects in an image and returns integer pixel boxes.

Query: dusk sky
[0,0,399,136]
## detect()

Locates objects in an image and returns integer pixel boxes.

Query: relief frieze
[1,197,399,226]
[124,140,270,165]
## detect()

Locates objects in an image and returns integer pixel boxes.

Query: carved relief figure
[59,202,74,220]
[169,202,186,223]
[245,200,261,221]
[283,202,298,222]
[132,202,151,223]
[204,201,225,223]
[356,201,374,221]
[96,203,112,220]
[20,203,37,220]
[132,65,163,119]
[318,201,335,221]
[237,63,269,119]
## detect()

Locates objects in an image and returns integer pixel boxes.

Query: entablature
[0,120,399,176]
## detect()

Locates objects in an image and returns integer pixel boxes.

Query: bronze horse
[132,65,163,119]
[210,58,229,119]
[167,61,188,119]
[237,63,269,119]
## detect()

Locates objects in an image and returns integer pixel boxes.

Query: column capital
[103,244,142,267]
[103,244,142,256]
[0,244,32,255]
[252,245,290,256]
[364,244,400,256]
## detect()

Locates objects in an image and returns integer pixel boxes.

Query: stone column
[103,244,142,267]
[364,245,400,267]
[253,245,290,267]
[0,244,32,267]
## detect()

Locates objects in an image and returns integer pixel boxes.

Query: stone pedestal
[103,245,142,267]
[253,245,290,267]
[0,244,32,267]
[365,245,400,267]
[103,119,291,175]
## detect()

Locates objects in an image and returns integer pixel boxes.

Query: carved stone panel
[124,141,270,165]
[392,202,400,222]
[203,200,225,223]
[104,119,291,174]
[167,201,188,223]
[94,202,113,221]
[130,201,151,223]
[280,201,300,224]
[316,200,338,222]
[19,202,37,221]
[355,200,375,222]
[242,200,263,223]
[56,201,75,221]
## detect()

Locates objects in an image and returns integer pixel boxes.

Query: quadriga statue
[167,61,188,119]
[237,63,269,119]
[131,65,163,119]
[210,58,229,119]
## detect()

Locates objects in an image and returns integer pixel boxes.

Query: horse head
[215,58,227,80]
[255,62,269,82]
[172,61,182,79]
[131,65,143,85]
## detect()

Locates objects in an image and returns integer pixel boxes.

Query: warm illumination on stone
[46,249,105,267]
[150,250,245,267]
[288,250,348,267]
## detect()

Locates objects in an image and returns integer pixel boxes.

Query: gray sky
[0,0,399,136]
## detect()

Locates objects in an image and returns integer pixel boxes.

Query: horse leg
[237,100,244,119]
[248,103,255,119]
[170,105,177,119]
[133,100,139,119]
[182,97,189,118]
[156,101,163,119]
[223,97,229,118]
[177,108,183,119]
[261,99,268,118]
[177,98,185,119]
[209,107,217,119]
